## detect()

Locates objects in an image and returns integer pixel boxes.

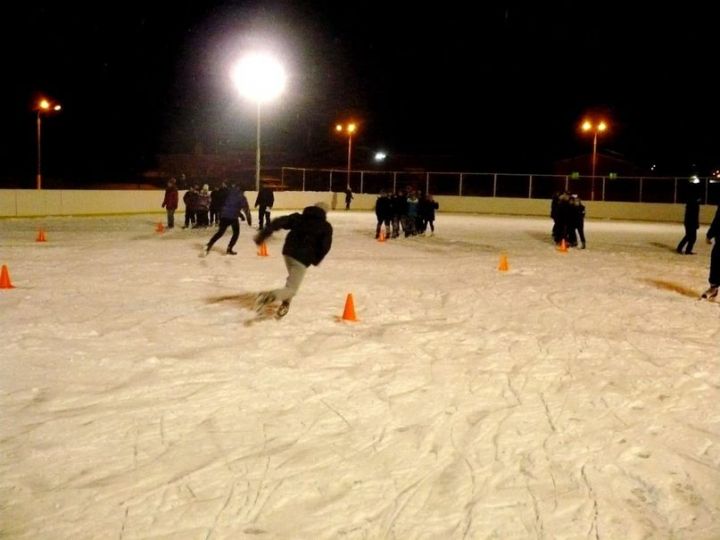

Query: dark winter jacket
[708,206,720,241]
[220,188,252,223]
[255,187,275,208]
[255,205,333,267]
[419,197,439,220]
[210,186,228,211]
[375,195,392,220]
[684,198,701,229]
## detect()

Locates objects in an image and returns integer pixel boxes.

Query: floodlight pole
[591,132,598,201]
[255,102,261,193]
[36,111,42,190]
[347,132,353,189]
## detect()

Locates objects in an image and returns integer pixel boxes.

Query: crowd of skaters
[163,177,720,302]
[161,178,275,232]
[374,187,439,239]
[550,190,586,249]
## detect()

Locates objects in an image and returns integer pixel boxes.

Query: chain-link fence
[280,167,720,205]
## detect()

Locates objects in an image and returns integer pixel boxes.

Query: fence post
[426,172,430,195]
[393,172,397,193]
[601,177,606,201]
[302,168,306,192]
[360,171,364,194]
[639,177,643,202]
[564,175,569,192]
[459,173,463,196]
[528,175,533,199]
[329,170,333,192]
[673,177,678,204]
[493,173,497,198]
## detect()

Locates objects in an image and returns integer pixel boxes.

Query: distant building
[146,150,290,189]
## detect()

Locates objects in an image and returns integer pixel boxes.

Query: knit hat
[314,201,330,213]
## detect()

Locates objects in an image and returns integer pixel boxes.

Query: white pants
[270,256,308,303]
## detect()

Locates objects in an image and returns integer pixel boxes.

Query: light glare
[231,52,286,104]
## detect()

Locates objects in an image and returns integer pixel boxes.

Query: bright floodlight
[231,52,286,104]
[598,121,607,132]
[374,152,387,162]
[581,120,592,131]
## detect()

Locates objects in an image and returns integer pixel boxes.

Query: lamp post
[36,98,61,190]
[230,52,286,192]
[581,119,607,200]
[335,122,357,189]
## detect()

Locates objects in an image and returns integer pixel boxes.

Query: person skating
[254,181,275,229]
[677,196,701,254]
[203,185,251,256]
[252,202,333,317]
[161,177,178,228]
[701,205,720,299]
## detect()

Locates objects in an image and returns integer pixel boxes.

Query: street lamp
[36,98,62,190]
[230,52,286,192]
[581,119,607,200]
[335,122,357,189]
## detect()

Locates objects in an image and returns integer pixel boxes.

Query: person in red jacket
[161,177,179,228]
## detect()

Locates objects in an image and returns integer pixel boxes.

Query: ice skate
[276,301,290,319]
[700,286,718,300]
[254,292,276,313]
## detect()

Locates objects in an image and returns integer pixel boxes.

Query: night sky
[3,2,718,186]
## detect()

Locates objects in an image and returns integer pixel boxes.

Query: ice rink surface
[1,211,718,539]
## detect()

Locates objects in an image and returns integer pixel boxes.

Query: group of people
[374,188,439,239]
[550,191,586,248]
[164,177,719,317]
[162,179,275,234]
[162,179,226,230]
[163,177,328,317]
[675,194,719,299]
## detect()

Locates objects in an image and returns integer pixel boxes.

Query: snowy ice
[1,211,718,539]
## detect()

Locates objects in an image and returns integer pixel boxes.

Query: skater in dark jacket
[204,186,251,256]
[701,205,720,299]
[374,190,392,239]
[253,202,333,317]
[568,195,586,248]
[254,182,275,229]
[419,193,439,235]
[677,196,701,254]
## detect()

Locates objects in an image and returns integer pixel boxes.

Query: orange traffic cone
[36,229,46,242]
[557,239,568,253]
[377,229,386,242]
[0,265,14,289]
[498,253,509,271]
[257,243,269,257]
[341,293,358,322]
[156,222,165,233]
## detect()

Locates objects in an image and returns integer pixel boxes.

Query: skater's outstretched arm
[253,214,297,245]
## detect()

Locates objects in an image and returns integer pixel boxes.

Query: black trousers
[677,225,697,254]
[258,206,271,229]
[207,218,239,250]
[710,240,720,286]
